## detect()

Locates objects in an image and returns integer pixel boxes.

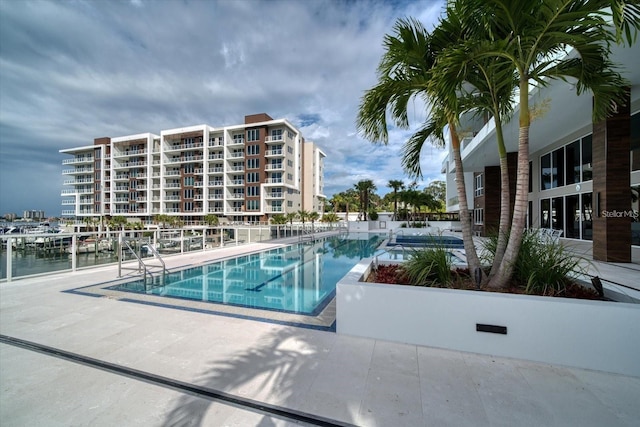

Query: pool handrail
[118,237,167,287]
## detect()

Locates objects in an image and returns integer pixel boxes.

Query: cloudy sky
[0,0,447,217]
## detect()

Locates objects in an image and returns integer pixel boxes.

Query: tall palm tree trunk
[489,79,530,289]
[489,116,511,278]
[450,123,484,280]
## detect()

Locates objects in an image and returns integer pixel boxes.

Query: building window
[184,176,194,186]
[247,158,260,169]
[287,159,293,167]
[247,186,260,196]
[581,135,592,181]
[543,135,593,190]
[247,129,259,141]
[246,172,259,183]
[247,200,259,211]
[247,144,259,155]
[184,189,193,199]
[184,202,193,211]
[271,129,283,139]
[632,112,640,171]
[233,134,244,144]
[473,208,484,225]
[287,173,293,181]
[540,198,551,228]
[183,164,195,174]
[474,174,484,197]
[287,146,293,154]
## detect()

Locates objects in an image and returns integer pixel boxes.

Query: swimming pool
[390,234,464,248]
[110,233,384,315]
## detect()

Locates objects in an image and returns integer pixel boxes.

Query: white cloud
[0,0,446,215]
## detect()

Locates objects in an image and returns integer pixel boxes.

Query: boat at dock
[65,238,114,254]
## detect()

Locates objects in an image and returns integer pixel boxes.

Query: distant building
[22,210,45,221]
[3,213,17,221]
[59,113,326,224]
[441,41,639,262]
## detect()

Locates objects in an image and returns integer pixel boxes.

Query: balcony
[228,166,244,172]
[165,141,204,152]
[62,167,94,175]
[265,149,283,157]
[62,157,93,165]
[265,135,284,143]
[265,178,283,184]
[113,149,147,158]
[229,152,244,158]
[165,170,180,176]
[208,167,223,174]
[265,164,284,171]
[265,192,284,199]
[208,154,224,160]
[165,195,180,201]
[61,200,75,205]
[228,138,244,146]
[227,179,244,186]
[63,178,93,185]
[114,174,129,181]
[208,194,223,200]
[208,137,224,147]
[165,183,180,188]
[228,194,244,199]
[61,189,77,195]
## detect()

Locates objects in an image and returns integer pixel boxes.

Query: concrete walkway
[1,246,639,426]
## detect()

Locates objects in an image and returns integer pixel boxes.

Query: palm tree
[357,17,485,278]
[297,210,310,227]
[270,214,287,238]
[354,179,376,221]
[429,1,517,278]
[203,214,219,227]
[453,0,637,288]
[388,179,404,220]
[321,212,340,228]
[286,212,298,236]
[308,211,320,232]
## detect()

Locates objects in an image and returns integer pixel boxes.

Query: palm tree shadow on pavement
[161,325,356,426]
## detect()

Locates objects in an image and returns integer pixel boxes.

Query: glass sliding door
[565,195,580,238]
[581,193,593,241]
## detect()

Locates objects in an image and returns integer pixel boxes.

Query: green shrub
[482,229,589,295]
[400,245,452,287]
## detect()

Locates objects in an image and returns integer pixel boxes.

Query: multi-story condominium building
[442,41,639,263]
[60,113,326,224]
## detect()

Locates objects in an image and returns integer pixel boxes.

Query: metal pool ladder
[119,239,167,286]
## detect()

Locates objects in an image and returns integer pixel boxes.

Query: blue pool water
[110,233,384,315]
[390,234,464,248]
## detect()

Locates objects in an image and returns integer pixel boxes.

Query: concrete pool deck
[1,241,639,426]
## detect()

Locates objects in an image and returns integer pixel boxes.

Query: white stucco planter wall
[336,259,640,377]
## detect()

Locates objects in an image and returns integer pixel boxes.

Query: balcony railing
[209,181,224,187]
[265,149,283,156]
[208,167,223,173]
[265,164,283,170]
[62,157,93,165]
[265,135,284,143]
[165,142,204,151]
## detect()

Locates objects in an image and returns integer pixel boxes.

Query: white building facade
[60,113,326,224]
[442,42,640,262]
